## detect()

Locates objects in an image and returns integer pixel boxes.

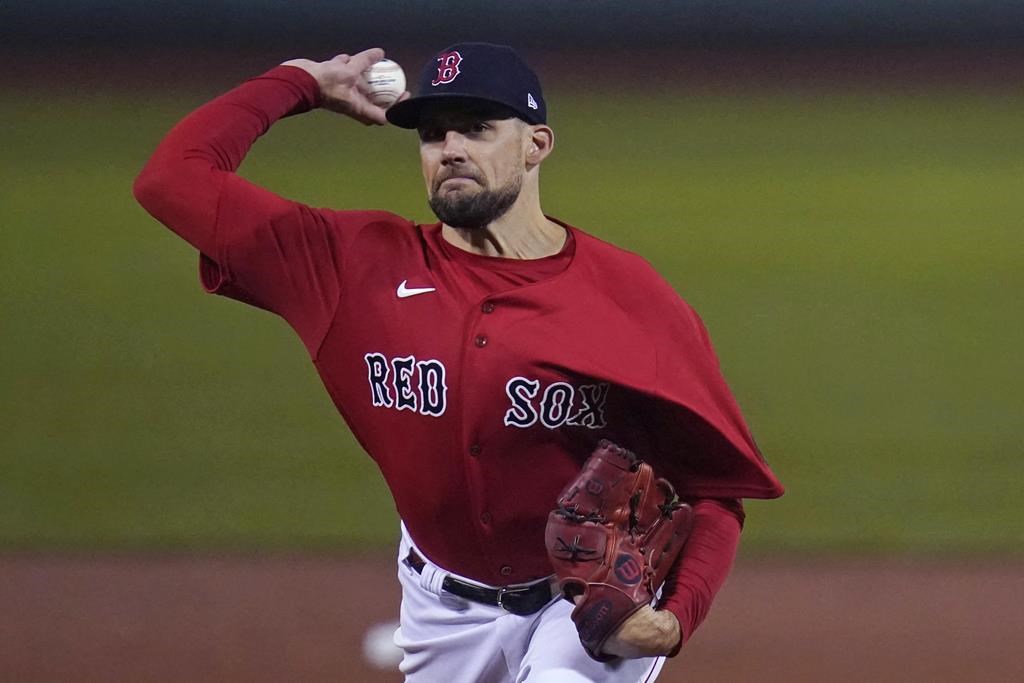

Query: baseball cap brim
[386,93,519,129]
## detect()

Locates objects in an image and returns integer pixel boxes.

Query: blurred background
[1,1,1022,682]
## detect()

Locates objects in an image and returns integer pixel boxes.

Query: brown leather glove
[544,440,692,661]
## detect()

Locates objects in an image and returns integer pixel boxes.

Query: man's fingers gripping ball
[284,48,397,125]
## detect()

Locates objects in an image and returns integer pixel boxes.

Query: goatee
[429,176,522,230]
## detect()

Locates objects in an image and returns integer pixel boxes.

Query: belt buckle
[496,585,532,614]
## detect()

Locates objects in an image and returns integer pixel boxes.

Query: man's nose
[441,131,467,164]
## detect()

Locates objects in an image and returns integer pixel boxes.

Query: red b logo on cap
[432,51,463,86]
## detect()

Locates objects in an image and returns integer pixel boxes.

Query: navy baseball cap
[386,42,546,129]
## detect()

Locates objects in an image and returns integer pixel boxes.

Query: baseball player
[134,42,783,682]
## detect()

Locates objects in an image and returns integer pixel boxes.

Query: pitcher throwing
[134,41,784,682]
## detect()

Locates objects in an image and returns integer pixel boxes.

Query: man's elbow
[132,158,211,228]
[131,157,222,256]
[132,162,168,215]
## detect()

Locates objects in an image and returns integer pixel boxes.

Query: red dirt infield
[1,554,1021,682]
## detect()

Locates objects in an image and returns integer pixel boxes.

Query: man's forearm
[132,66,321,255]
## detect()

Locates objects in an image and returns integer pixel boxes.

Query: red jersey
[134,66,783,641]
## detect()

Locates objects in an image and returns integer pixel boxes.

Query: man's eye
[419,128,443,142]
[470,123,489,134]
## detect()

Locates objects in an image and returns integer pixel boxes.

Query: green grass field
[1,82,1022,554]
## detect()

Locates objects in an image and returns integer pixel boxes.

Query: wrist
[268,63,324,110]
[280,59,325,90]
[659,610,683,656]
[659,610,681,649]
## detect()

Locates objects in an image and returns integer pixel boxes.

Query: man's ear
[526,125,554,165]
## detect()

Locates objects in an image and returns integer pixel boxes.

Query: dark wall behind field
[5,2,1024,96]
[4,0,1024,53]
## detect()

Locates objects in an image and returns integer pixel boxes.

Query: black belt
[405,549,555,616]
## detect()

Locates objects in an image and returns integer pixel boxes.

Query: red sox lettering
[503,377,609,430]
[363,354,609,430]
[364,352,448,417]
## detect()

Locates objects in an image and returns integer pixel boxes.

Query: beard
[428,171,522,230]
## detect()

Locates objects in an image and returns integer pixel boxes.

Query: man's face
[418,104,528,229]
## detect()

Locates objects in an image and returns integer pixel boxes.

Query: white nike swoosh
[397,280,437,298]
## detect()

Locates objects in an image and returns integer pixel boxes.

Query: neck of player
[441,183,565,260]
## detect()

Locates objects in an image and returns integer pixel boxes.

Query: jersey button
[469,443,482,457]
[480,511,492,524]
[499,565,513,577]
[481,302,496,314]
[474,334,488,348]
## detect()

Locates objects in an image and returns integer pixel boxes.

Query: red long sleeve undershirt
[133,66,745,653]
[661,498,744,651]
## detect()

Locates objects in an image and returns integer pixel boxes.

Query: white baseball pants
[393,525,665,683]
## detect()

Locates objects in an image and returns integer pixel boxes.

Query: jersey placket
[457,294,514,583]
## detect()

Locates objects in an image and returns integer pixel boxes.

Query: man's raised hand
[282,48,409,125]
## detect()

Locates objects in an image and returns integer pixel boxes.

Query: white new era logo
[527,93,538,110]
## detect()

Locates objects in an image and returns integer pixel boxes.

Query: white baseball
[362,620,404,669]
[363,59,406,108]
